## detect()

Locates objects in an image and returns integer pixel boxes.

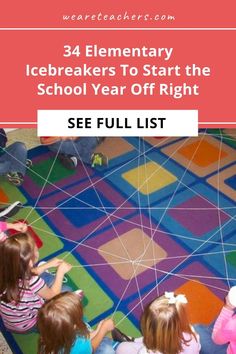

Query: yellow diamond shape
[122,161,177,195]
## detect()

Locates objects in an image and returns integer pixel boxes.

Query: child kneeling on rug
[37,292,115,354]
[115,292,201,354]
[0,232,72,333]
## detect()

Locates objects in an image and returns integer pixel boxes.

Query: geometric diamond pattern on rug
[168,195,230,236]
[207,164,236,202]
[122,161,177,194]
[225,174,236,190]
[28,157,75,186]
[175,280,224,325]
[178,140,228,167]
[1,131,235,354]
[162,135,236,176]
[226,251,236,268]
[99,228,167,280]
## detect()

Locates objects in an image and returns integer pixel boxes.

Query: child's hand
[57,261,72,275]
[96,320,105,332]
[12,222,28,233]
[47,258,63,269]
[100,319,115,333]
[91,319,115,339]
[225,294,235,310]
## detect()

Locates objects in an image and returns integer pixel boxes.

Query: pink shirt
[116,333,201,354]
[0,221,7,242]
[212,306,236,354]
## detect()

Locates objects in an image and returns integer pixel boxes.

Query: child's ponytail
[0,233,35,303]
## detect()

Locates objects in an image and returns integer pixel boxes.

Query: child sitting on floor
[115,292,201,354]
[0,232,72,333]
[40,136,107,169]
[37,292,115,354]
[0,128,32,186]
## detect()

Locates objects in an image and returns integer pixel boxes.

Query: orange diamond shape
[176,280,224,325]
[0,188,9,204]
[179,141,228,167]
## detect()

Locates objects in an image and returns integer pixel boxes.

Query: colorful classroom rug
[0,130,236,353]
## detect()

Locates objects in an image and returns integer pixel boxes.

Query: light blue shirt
[70,335,92,354]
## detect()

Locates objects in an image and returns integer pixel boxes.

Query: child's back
[38,292,115,354]
[0,275,45,332]
[0,232,72,333]
[116,292,201,354]
[0,233,43,332]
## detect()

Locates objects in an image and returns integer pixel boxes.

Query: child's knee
[17,142,27,153]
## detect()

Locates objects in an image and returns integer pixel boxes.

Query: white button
[37,109,198,137]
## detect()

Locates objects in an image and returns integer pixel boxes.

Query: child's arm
[0,221,7,232]
[37,261,72,300]
[32,258,63,275]
[89,320,104,339]
[6,222,28,233]
[0,221,8,241]
[0,221,27,242]
[212,297,235,345]
[91,319,114,351]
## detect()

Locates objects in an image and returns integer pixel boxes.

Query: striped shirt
[0,276,45,332]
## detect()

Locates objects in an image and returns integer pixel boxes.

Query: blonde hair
[38,292,89,354]
[141,294,196,354]
[0,233,36,303]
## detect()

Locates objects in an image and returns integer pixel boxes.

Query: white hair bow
[164,292,188,305]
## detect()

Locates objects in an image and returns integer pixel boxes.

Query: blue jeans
[94,337,116,354]
[40,271,72,293]
[0,142,27,176]
[48,137,99,164]
[194,324,227,354]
